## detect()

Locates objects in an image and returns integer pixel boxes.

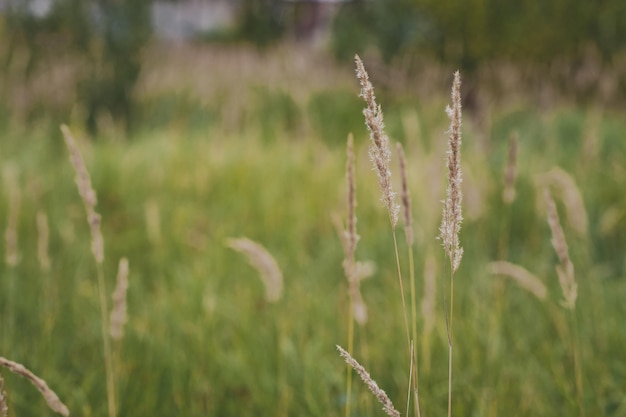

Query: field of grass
[1,47,626,417]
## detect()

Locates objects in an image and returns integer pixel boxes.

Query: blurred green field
[1,58,626,417]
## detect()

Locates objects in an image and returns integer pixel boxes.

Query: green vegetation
[1,55,626,417]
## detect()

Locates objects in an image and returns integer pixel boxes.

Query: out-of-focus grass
[1,88,626,417]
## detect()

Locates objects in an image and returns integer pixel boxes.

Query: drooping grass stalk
[61,124,116,417]
[337,346,401,417]
[439,71,463,417]
[226,237,285,411]
[544,189,584,416]
[0,356,69,416]
[397,142,421,417]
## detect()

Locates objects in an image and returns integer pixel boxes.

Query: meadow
[1,44,626,416]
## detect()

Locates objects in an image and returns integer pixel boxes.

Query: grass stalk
[440,71,463,417]
[61,124,116,417]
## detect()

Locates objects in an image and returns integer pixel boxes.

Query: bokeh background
[0,1,625,416]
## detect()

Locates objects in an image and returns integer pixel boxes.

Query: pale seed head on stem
[337,345,400,417]
[439,71,464,273]
[544,189,577,309]
[354,55,399,227]
[396,142,414,246]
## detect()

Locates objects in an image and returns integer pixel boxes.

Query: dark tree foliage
[332,0,626,69]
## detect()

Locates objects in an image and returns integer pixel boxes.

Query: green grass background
[1,76,626,417]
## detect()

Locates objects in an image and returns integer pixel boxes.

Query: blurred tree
[331,0,626,70]
[236,0,286,48]
[1,0,152,135]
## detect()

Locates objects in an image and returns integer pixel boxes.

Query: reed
[488,261,547,301]
[226,237,283,303]
[110,258,130,341]
[543,188,584,416]
[0,357,69,416]
[354,54,413,414]
[60,124,116,417]
[337,345,401,417]
[440,70,463,417]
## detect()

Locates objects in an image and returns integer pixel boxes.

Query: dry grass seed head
[396,142,414,246]
[37,210,51,272]
[543,167,588,237]
[60,124,104,264]
[226,237,283,303]
[439,71,464,273]
[110,257,130,340]
[543,189,577,309]
[337,345,401,417]
[354,55,399,227]
[488,261,547,300]
[0,357,69,416]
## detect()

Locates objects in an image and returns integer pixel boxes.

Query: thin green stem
[408,248,421,417]
[570,309,585,417]
[345,301,354,417]
[391,228,411,351]
[96,263,116,417]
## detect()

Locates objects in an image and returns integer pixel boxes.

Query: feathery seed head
[0,357,69,416]
[543,189,577,309]
[354,55,399,227]
[503,132,519,204]
[488,261,547,300]
[337,345,400,417]
[396,142,414,246]
[227,238,283,303]
[110,258,130,340]
[439,71,464,273]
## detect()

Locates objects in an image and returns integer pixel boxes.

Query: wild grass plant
[1,49,626,417]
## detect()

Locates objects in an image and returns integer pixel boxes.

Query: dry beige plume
[110,257,130,340]
[439,71,464,273]
[542,167,588,237]
[544,189,577,309]
[0,357,69,416]
[60,124,104,264]
[488,261,547,300]
[337,345,400,417]
[227,237,283,302]
[503,132,518,205]
[37,210,52,272]
[396,142,414,246]
[3,165,21,268]
[0,374,7,417]
[354,54,399,227]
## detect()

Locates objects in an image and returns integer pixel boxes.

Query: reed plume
[354,54,399,227]
[488,261,547,300]
[110,258,130,341]
[543,189,577,309]
[0,357,69,416]
[337,345,401,417]
[226,237,283,302]
[440,71,464,274]
[37,210,51,273]
[543,167,588,237]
